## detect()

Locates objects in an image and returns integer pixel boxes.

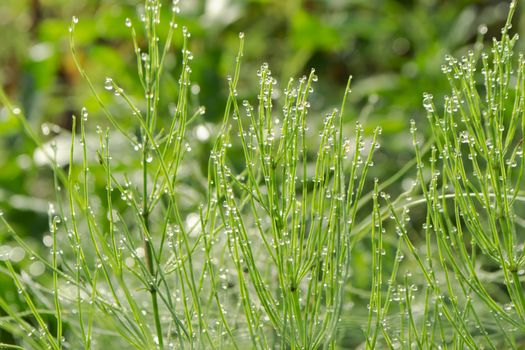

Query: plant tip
[478,24,488,35]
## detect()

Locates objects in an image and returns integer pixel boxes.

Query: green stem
[143,124,164,350]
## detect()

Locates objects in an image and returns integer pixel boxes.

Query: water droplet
[104,77,113,91]
[81,107,88,122]
[478,24,488,35]
[422,92,434,113]
[125,18,132,28]
[41,123,50,136]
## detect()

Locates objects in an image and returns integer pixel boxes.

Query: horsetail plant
[2,0,208,348]
[210,55,380,347]
[2,0,525,349]
[0,0,381,348]
[366,1,525,348]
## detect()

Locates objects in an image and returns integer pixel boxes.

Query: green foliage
[1,0,525,349]
[366,2,525,348]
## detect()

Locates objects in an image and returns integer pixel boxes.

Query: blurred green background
[0,0,522,346]
[1,0,518,230]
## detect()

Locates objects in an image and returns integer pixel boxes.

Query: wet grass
[1,0,525,349]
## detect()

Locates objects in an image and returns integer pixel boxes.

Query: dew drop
[81,107,88,122]
[104,77,113,91]
[478,24,488,35]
